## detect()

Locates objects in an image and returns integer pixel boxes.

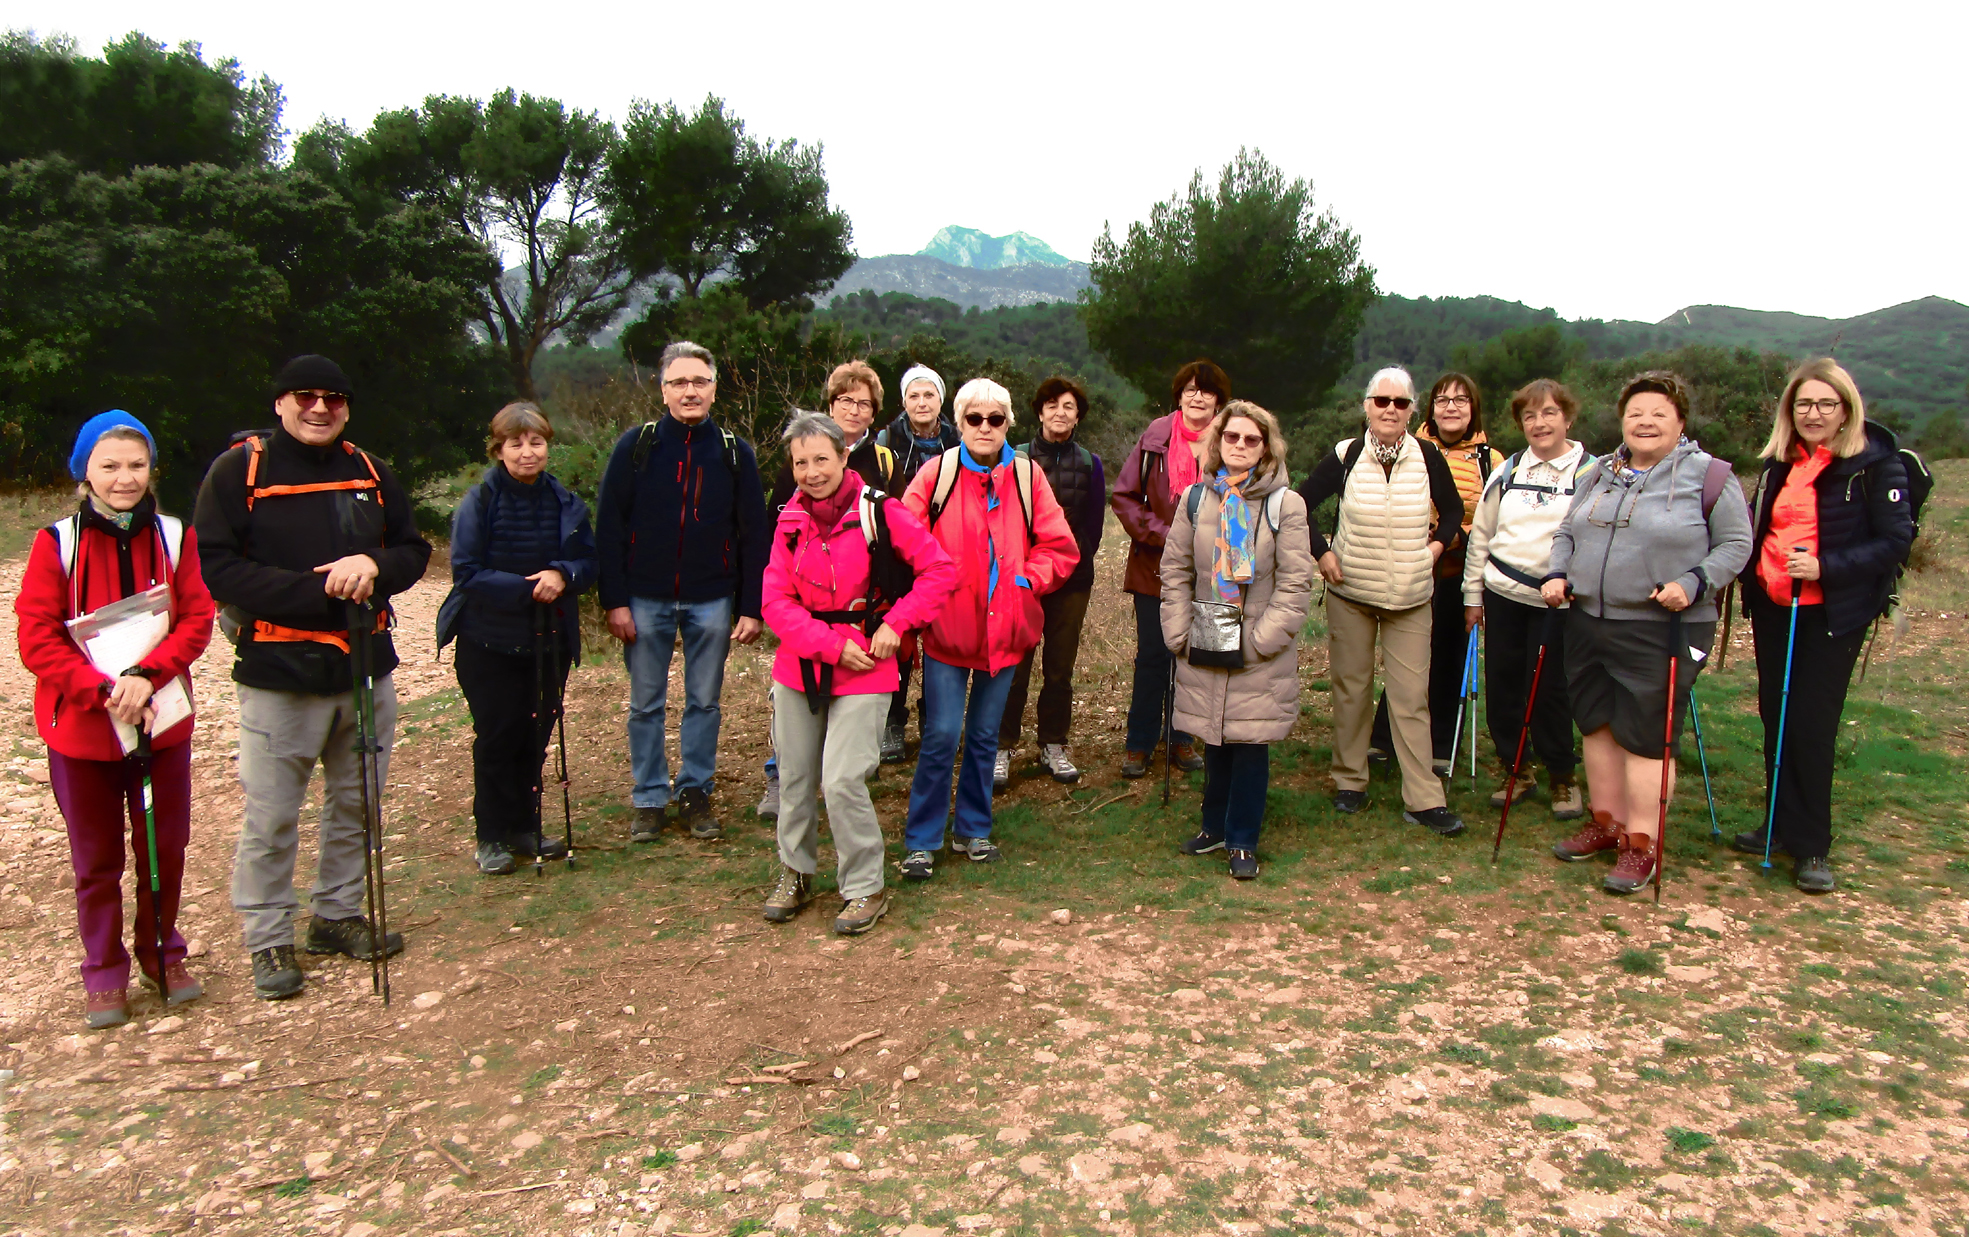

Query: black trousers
[887,649,923,733]
[1482,589,1577,776]
[1372,575,1466,761]
[1748,589,1866,859]
[1125,591,1190,752]
[1001,588,1092,746]
[456,640,570,845]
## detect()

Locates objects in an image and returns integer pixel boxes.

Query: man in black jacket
[194,355,432,1000]
[595,340,768,841]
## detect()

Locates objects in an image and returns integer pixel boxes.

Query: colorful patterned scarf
[1210,468,1256,603]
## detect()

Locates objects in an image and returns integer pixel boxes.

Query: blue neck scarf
[1209,468,1256,602]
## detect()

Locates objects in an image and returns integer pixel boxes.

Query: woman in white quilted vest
[1160,401,1312,880]
[1298,367,1467,836]
[1462,379,1595,821]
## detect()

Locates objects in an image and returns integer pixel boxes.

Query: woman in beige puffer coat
[1160,401,1313,880]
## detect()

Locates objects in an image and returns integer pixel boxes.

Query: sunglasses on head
[290,390,348,412]
[963,412,1008,429]
[1369,396,1413,411]
[1219,430,1264,448]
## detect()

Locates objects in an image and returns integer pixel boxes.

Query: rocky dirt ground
[1,467,1967,1237]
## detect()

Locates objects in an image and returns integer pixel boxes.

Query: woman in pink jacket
[898,379,1080,881]
[760,412,955,934]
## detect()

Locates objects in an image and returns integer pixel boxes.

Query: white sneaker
[757,772,780,819]
[1040,743,1081,784]
[993,748,1011,791]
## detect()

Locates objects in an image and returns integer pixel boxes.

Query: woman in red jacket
[14,411,216,1027]
[899,379,1079,881]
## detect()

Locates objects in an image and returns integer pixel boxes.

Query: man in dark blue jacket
[596,341,768,839]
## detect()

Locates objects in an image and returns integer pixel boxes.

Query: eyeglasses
[1219,430,1264,448]
[832,396,875,414]
[1793,398,1844,417]
[289,390,348,412]
[1432,395,1471,409]
[1369,396,1414,411]
[963,412,1008,429]
[663,377,714,391]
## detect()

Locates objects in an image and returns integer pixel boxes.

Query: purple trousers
[48,742,191,992]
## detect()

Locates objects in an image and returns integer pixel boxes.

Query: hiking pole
[530,602,548,878]
[1467,626,1481,788]
[1491,607,1559,864]
[1162,658,1176,808]
[347,601,391,1004]
[1689,691,1721,841]
[1717,579,1738,671]
[1448,624,1477,787]
[133,728,167,996]
[1653,600,1686,904]
[1761,560,1806,871]
[547,601,576,870]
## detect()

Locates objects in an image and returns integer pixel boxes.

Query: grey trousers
[231,678,398,952]
[770,683,885,900]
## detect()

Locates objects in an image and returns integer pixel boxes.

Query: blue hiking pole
[1689,691,1720,841]
[1467,627,1481,787]
[1761,560,1806,870]
[1448,624,1478,781]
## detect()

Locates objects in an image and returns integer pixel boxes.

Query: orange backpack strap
[236,436,384,513]
[251,609,386,653]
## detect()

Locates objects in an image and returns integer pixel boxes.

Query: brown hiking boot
[762,867,815,923]
[1553,810,1622,862]
[1548,773,1585,821]
[1171,740,1205,772]
[139,961,203,1005]
[834,890,889,935]
[85,988,129,1029]
[630,805,665,843]
[1121,750,1150,779]
[1603,831,1658,895]
[1490,767,1535,809]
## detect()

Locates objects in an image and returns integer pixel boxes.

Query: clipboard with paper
[64,582,193,756]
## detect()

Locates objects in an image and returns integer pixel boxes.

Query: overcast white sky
[29,0,1967,323]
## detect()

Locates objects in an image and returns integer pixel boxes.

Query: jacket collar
[270,423,343,464]
[1137,413,1176,454]
[659,411,721,441]
[958,442,1014,474]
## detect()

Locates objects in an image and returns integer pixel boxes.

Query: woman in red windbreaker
[899,379,1079,881]
[14,411,215,1028]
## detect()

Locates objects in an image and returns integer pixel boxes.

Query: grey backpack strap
[1265,488,1285,534]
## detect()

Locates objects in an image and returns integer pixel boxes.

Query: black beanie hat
[271,354,353,400]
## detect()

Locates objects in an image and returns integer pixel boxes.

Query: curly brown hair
[1616,370,1692,423]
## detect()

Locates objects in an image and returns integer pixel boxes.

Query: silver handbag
[1187,599,1245,668]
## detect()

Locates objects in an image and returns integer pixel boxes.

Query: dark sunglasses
[963,412,1008,429]
[1219,430,1264,448]
[290,390,349,412]
[1369,396,1413,411]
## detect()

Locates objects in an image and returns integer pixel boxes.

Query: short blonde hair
[1762,357,1867,460]
[1202,400,1288,476]
[826,361,883,412]
[487,401,554,459]
[952,378,1014,426]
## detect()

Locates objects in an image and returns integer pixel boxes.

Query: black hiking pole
[1491,608,1560,864]
[530,603,549,878]
[1652,599,1686,905]
[1161,659,1176,808]
[132,729,168,995]
[1760,560,1806,871]
[347,601,391,1004]
[543,601,576,870]
[1689,691,1721,841]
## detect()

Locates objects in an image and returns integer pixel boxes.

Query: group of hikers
[17,340,1919,1028]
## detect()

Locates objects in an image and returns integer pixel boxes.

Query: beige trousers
[770,683,887,900]
[1326,593,1444,811]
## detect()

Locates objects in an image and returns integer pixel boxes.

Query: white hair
[952,377,1014,425]
[1363,366,1416,401]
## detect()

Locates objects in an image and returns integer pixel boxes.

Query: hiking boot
[1432,758,1452,778]
[1405,807,1467,837]
[630,805,665,843]
[1548,773,1585,821]
[85,988,129,1029]
[1333,789,1367,814]
[1732,827,1782,857]
[1554,810,1622,862]
[1603,832,1658,895]
[1367,746,1391,766]
[1181,829,1226,856]
[306,914,405,962]
[252,945,304,1000]
[1795,855,1836,893]
[899,850,934,881]
[1227,848,1259,880]
[762,867,815,923]
[993,748,1012,791]
[1039,743,1081,784]
[513,831,569,862]
[476,840,517,875]
[1171,740,1205,772]
[960,836,1001,864]
[834,890,889,935]
[880,723,907,765]
[1489,769,1535,808]
[1121,750,1150,779]
[756,772,780,819]
[139,961,203,1005]
[677,788,723,840]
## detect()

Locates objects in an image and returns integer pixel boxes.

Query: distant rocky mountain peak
[920,225,1070,270]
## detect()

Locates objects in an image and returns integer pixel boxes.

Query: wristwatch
[119,666,159,681]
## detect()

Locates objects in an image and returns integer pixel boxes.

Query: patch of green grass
[1665,1127,1715,1154]
[731,1221,768,1237]
[274,1176,312,1198]
[1795,1085,1860,1119]
[1617,948,1664,975]
[525,1064,563,1089]
[814,1113,857,1137]
[642,1151,676,1169]
[1532,1113,1578,1133]
[1573,1148,1636,1192]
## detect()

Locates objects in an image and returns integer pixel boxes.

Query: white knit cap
[898,364,946,406]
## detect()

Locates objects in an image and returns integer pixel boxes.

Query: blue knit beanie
[69,410,157,481]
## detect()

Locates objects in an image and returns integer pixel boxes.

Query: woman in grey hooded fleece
[1541,371,1753,894]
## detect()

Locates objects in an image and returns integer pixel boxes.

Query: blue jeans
[905,655,1016,852]
[1202,742,1269,851]
[1125,591,1190,752]
[625,595,732,807]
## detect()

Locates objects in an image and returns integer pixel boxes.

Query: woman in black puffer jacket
[1736,358,1912,892]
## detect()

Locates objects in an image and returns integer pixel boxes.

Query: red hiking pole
[1491,607,1561,864]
